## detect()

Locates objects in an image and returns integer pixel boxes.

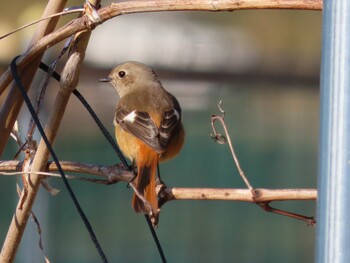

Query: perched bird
[100,61,184,224]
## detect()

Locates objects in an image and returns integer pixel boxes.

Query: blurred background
[0,1,321,262]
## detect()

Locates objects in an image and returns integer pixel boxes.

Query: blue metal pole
[316,1,350,262]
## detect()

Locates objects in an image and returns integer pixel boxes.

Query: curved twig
[0,0,322,95]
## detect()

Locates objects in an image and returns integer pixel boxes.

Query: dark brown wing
[159,109,181,149]
[115,107,181,153]
[115,107,164,152]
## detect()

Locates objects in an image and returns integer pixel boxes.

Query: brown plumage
[101,61,184,225]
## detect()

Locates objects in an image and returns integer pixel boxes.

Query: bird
[100,61,184,225]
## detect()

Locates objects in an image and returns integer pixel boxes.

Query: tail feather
[132,148,158,214]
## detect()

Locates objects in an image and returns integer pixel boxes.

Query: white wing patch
[173,109,180,120]
[123,110,137,123]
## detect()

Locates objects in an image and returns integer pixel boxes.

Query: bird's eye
[118,71,126,78]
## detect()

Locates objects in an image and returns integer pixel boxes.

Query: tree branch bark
[0,0,67,156]
[160,187,316,203]
[0,0,322,95]
[0,0,101,261]
[0,1,321,260]
[0,160,317,203]
[0,2,68,262]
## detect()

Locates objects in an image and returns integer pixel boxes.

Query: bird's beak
[99,77,111,82]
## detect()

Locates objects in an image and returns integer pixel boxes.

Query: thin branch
[211,101,253,190]
[0,0,322,95]
[0,0,67,156]
[0,160,316,203]
[27,36,73,140]
[159,187,317,203]
[0,1,68,261]
[160,187,317,225]
[0,171,118,185]
[0,8,84,41]
[30,211,51,263]
[0,160,133,183]
[257,202,315,226]
[0,1,102,261]
[0,1,321,261]
[15,182,51,262]
[3,163,317,226]
[209,100,317,224]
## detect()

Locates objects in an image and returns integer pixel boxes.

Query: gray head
[99,61,161,97]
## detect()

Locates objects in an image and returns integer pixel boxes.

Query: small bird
[100,61,184,225]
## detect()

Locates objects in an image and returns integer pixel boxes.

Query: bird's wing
[115,107,164,152]
[159,109,181,149]
[115,107,181,153]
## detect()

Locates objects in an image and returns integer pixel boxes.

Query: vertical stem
[0,0,67,156]
[0,82,73,263]
[0,1,101,260]
[0,1,67,261]
[316,0,350,262]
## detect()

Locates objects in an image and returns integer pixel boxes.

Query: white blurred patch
[173,109,180,120]
[86,13,260,72]
[123,110,137,123]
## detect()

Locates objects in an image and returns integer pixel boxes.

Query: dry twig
[0,1,102,262]
[0,1,322,261]
[0,2,68,261]
[211,101,253,190]
[209,101,316,225]
[0,0,322,96]
[0,160,317,204]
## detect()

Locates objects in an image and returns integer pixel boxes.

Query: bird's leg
[156,162,167,194]
[128,181,158,226]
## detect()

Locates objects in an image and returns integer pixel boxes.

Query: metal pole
[316,1,350,262]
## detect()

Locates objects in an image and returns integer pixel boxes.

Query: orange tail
[132,145,159,215]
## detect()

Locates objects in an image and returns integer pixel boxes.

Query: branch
[211,101,253,190]
[0,1,68,262]
[159,187,317,203]
[0,1,102,261]
[158,187,317,225]
[46,161,132,181]
[0,0,322,94]
[0,160,132,183]
[210,101,317,225]
[0,160,316,202]
[0,0,67,155]
[1,158,317,226]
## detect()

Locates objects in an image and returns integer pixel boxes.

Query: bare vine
[0,0,321,262]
